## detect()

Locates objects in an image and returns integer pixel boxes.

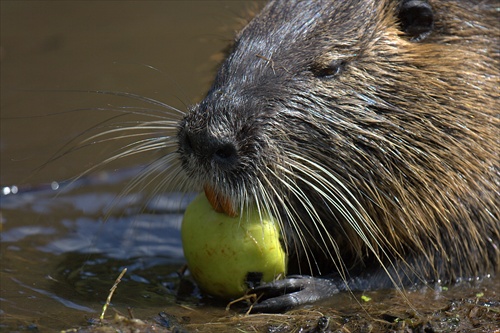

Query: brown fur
[177,0,499,290]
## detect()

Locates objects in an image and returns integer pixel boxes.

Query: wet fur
[177,0,499,290]
[77,0,499,308]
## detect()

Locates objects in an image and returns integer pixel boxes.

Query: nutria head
[178,0,499,281]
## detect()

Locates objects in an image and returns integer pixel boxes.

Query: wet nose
[180,128,238,169]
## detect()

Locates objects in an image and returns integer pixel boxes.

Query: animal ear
[397,0,434,41]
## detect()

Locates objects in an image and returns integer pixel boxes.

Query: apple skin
[181,193,287,299]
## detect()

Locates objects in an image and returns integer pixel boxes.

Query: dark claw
[249,275,339,313]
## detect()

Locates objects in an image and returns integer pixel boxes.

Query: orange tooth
[204,185,238,217]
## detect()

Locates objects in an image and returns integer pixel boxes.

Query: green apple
[181,193,287,299]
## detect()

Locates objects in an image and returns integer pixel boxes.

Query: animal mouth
[203,184,238,217]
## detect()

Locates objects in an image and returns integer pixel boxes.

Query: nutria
[176,0,499,312]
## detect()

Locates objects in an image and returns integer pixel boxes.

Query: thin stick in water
[100,267,127,322]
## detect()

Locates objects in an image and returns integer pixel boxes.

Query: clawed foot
[248,275,339,313]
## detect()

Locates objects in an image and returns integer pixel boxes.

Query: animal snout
[179,128,239,171]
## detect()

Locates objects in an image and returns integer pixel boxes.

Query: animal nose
[179,128,238,170]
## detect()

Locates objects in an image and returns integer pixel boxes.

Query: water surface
[1,2,250,331]
[1,2,498,332]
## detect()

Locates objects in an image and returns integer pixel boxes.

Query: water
[1,2,498,332]
[1,2,251,331]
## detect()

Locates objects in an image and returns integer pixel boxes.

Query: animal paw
[249,275,339,313]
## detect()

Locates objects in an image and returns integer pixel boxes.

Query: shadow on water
[1,1,498,332]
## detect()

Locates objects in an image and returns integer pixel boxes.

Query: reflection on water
[11,277,96,313]
[1,1,499,332]
[1,1,250,330]
[2,164,195,259]
[1,167,196,330]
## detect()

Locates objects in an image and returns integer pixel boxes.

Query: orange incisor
[203,185,238,217]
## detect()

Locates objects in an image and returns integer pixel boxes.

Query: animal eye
[310,59,347,79]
